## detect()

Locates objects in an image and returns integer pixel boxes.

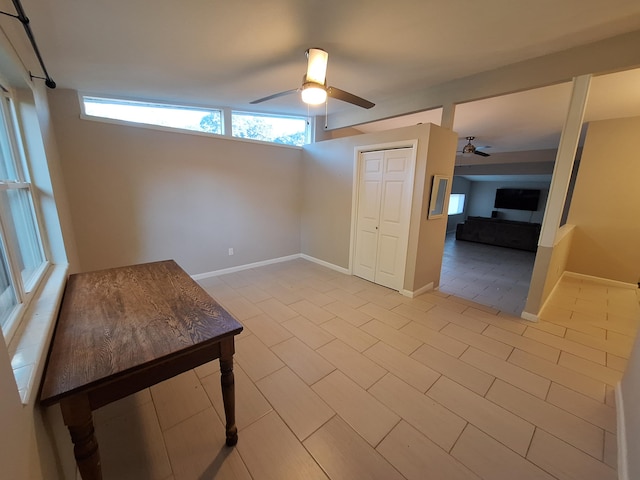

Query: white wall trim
[191,254,301,280]
[563,271,637,290]
[520,311,539,322]
[192,253,350,281]
[401,282,434,298]
[616,382,629,480]
[299,254,350,274]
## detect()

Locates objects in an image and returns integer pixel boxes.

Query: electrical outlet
[228,248,234,256]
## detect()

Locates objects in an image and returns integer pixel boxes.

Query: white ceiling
[1,0,640,155]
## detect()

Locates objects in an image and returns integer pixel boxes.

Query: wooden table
[40,260,243,480]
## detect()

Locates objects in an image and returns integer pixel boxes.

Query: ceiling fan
[250,48,375,109]
[460,136,491,157]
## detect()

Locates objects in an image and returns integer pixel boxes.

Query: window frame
[0,86,50,342]
[79,93,312,147]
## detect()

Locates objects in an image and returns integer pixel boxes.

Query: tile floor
[440,233,536,316]
[84,258,639,480]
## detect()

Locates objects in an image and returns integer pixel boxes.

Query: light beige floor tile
[236,411,329,480]
[282,316,335,349]
[297,287,335,307]
[219,272,253,289]
[304,416,404,480]
[546,383,616,433]
[317,339,387,389]
[234,334,285,382]
[524,327,607,364]
[361,319,422,354]
[606,353,628,372]
[356,288,405,310]
[418,293,468,313]
[235,284,272,303]
[413,344,494,396]
[603,431,617,469]
[241,313,293,347]
[509,349,606,401]
[163,408,251,480]
[221,296,263,321]
[558,352,623,386]
[462,307,528,334]
[391,303,448,331]
[194,360,219,379]
[256,367,334,441]
[400,295,438,313]
[272,337,335,385]
[325,288,369,308]
[369,374,466,451]
[605,385,616,407]
[378,421,479,480]
[150,370,211,431]
[527,429,617,480]
[312,370,400,446]
[400,321,468,357]
[324,300,373,327]
[441,323,513,360]
[427,306,488,333]
[486,380,604,459]
[95,399,172,480]
[289,299,335,324]
[358,303,411,329]
[525,320,567,337]
[201,364,272,432]
[539,304,573,322]
[484,325,560,362]
[254,297,299,322]
[262,282,304,305]
[426,376,535,455]
[553,319,607,338]
[565,328,633,358]
[451,424,554,480]
[460,347,550,398]
[94,388,152,424]
[364,342,440,392]
[321,317,379,352]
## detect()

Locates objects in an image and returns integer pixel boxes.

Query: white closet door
[353,151,384,282]
[354,148,414,291]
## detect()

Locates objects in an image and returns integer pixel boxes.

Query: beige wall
[48,89,303,275]
[301,123,457,292]
[566,116,640,284]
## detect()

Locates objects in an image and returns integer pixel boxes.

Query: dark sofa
[455,216,541,252]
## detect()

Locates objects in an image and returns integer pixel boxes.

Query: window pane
[231,112,307,146]
[0,238,18,329]
[0,97,18,180]
[83,97,223,135]
[448,193,465,215]
[2,188,45,288]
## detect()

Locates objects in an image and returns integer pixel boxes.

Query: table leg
[60,394,102,480]
[220,338,238,446]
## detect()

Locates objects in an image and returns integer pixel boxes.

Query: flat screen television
[494,188,540,211]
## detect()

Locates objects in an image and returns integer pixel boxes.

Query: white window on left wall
[0,87,48,342]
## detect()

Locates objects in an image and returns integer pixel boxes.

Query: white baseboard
[563,271,637,289]
[616,382,629,480]
[299,254,350,274]
[192,253,349,281]
[520,311,538,322]
[191,254,301,281]
[402,282,434,298]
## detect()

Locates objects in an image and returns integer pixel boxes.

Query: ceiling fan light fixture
[301,82,327,105]
[305,48,329,85]
[462,136,476,156]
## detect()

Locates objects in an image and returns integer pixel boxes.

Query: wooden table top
[40,260,243,405]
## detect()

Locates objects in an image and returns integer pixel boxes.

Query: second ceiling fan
[251,48,375,109]
[461,136,491,157]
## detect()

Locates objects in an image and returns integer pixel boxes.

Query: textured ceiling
[1,0,640,154]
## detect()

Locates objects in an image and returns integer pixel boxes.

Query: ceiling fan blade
[474,150,491,157]
[327,86,375,109]
[250,89,299,104]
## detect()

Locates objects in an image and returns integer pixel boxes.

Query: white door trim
[349,140,419,288]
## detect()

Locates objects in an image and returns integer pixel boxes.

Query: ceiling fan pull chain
[325,98,328,129]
